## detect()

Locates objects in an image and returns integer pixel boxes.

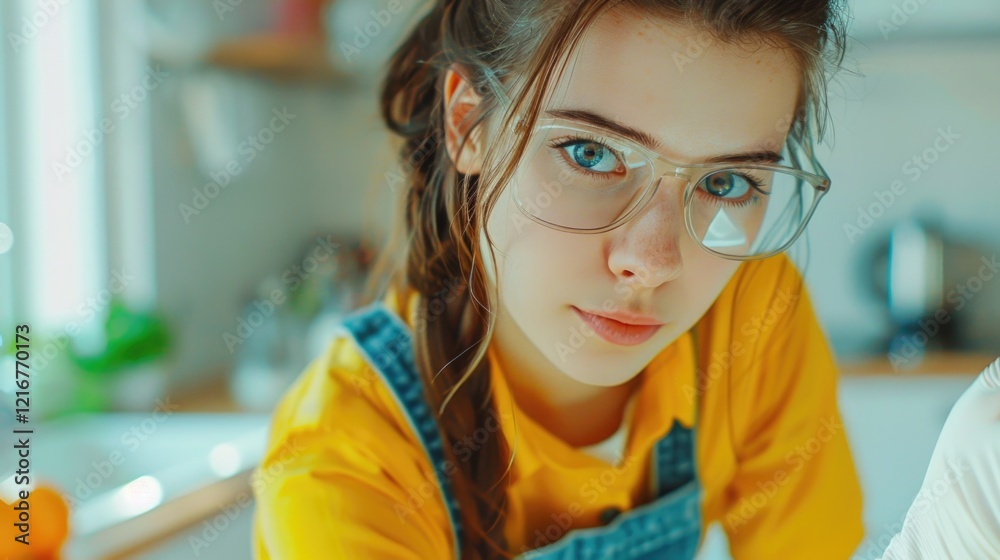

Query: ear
[442,66,485,175]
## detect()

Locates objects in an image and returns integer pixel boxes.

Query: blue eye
[703,172,752,199]
[561,141,621,173]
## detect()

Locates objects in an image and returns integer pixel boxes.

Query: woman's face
[482,11,802,387]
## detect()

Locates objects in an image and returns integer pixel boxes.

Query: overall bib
[340,301,703,560]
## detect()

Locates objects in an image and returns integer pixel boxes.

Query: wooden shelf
[840,352,997,376]
[203,33,350,84]
[171,366,244,412]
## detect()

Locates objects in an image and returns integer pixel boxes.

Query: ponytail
[375,2,514,558]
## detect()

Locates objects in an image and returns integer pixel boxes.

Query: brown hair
[366,1,848,557]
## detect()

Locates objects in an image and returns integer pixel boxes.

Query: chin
[547,345,648,387]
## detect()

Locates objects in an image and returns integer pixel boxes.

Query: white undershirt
[576,392,638,467]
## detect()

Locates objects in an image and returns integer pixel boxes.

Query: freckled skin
[473,10,801,440]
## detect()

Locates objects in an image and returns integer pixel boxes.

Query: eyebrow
[545,108,785,165]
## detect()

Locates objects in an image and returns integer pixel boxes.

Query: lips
[572,306,664,346]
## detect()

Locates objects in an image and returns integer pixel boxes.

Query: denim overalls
[340,301,703,559]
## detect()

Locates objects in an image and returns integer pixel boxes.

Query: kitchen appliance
[870,217,1000,366]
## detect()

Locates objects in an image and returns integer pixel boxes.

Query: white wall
[149,73,397,389]
[804,37,1000,353]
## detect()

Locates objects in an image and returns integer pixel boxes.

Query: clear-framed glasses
[509,116,831,261]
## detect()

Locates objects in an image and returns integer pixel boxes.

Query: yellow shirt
[252,254,864,559]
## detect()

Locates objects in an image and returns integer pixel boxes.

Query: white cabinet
[697,373,975,560]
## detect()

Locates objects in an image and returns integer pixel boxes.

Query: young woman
[252,1,999,558]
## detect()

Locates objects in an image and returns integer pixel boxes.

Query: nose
[606,178,686,288]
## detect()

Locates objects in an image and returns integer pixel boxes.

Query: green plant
[67,297,172,376]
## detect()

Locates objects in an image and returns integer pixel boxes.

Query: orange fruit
[0,484,70,559]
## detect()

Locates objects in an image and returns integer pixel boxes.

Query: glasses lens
[513,125,654,229]
[687,168,818,258]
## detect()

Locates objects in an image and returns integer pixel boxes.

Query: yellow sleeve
[722,257,864,559]
[251,340,456,559]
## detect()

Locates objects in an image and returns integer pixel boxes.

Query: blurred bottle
[229,234,370,410]
[885,218,947,365]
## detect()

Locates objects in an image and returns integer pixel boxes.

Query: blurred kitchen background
[0,0,996,558]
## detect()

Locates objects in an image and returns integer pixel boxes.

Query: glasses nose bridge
[647,154,695,190]
[633,159,699,227]
[632,160,692,223]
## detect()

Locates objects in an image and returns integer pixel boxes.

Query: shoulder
[259,294,428,473]
[693,254,830,402]
[252,293,459,558]
[716,253,805,321]
[264,335,386,435]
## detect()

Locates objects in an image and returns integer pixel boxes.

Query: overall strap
[339,301,464,558]
[651,420,697,496]
[651,330,701,498]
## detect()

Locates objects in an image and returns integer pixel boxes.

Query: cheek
[486,181,739,327]
[486,184,602,291]
[677,252,741,315]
